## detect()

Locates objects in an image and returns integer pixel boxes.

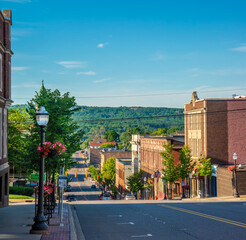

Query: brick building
[140,134,184,199]
[100,149,131,170]
[184,92,246,197]
[115,158,132,193]
[0,9,13,208]
[89,139,116,167]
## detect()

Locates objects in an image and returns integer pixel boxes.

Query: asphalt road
[73,202,246,240]
[64,163,101,201]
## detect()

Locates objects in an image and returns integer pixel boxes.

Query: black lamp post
[144,177,147,200]
[30,106,49,234]
[151,174,154,200]
[233,153,240,198]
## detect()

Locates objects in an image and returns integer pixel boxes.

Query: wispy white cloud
[1,0,31,2]
[77,71,96,76]
[12,83,40,89]
[12,28,31,37]
[97,42,109,48]
[57,61,86,69]
[94,78,112,83]
[150,51,166,61]
[230,46,246,53]
[12,66,29,71]
[189,67,246,77]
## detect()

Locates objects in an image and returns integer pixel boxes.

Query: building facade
[115,158,132,193]
[130,135,140,174]
[140,134,184,199]
[0,9,13,208]
[184,92,246,197]
[100,149,131,171]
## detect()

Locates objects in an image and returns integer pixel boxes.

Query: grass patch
[9,194,34,199]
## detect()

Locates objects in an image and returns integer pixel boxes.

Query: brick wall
[206,100,228,164]
[217,166,233,197]
[227,100,246,164]
[0,10,12,208]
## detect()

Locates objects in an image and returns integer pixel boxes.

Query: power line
[12,87,246,100]
[8,108,246,125]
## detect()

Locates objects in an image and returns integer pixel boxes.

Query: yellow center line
[158,204,246,228]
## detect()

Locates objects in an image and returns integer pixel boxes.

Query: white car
[125,194,136,200]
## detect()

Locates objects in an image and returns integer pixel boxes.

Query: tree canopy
[127,170,144,193]
[25,83,84,175]
[161,143,180,185]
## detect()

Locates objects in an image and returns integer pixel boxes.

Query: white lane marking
[163,222,166,224]
[118,222,134,225]
[108,215,122,217]
[131,234,152,238]
[180,228,188,231]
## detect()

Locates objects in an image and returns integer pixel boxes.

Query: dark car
[91,184,96,189]
[65,185,72,192]
[67,194,76,201]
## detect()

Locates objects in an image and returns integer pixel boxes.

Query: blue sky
[1,0,246,107]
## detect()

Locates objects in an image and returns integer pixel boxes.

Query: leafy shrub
[9,186,34,196]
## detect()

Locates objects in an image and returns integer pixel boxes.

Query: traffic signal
[75,169,77,178]
[85,172,88,179]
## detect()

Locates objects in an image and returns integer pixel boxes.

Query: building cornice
[0,10,12,25]
[0,162,9,171]
[0,41,13,55]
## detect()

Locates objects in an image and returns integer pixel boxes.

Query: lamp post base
[30,215,49,235]
[234,193,240,198]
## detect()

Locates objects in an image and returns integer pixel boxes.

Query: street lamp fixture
[233,153,240,198]
[30,106,49,234]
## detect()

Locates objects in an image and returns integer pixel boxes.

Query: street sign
[58,175,67,187]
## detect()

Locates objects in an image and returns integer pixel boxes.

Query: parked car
[67,194,76,201]
[91,184,96,189]
[99,192,112,200]
[65,185,72,192]
[125,194,136,200]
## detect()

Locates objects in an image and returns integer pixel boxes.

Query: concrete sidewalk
[0,202,71,240]
[0,203,41,240]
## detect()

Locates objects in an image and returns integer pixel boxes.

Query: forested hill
[11,105,184,136]
[73,106,184,136]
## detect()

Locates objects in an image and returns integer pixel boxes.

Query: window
[3,108,7,158]
[4,173,7,195]
[0,176,2,201]
[0,53,2,91]
[9,61,11,98]
[0,108,2,159]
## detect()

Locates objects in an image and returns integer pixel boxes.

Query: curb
[68,204,86,240]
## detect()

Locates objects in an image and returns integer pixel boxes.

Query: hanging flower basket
[37,141,66,157]
[34,183,55,196]
[227,165,236,171]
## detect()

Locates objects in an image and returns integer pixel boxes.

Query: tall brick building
[184,92,246,197]
[0,9,13,208]
[140,134,184,199]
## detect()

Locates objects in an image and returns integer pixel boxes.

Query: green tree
[104,130,119,142]
[102,157,116,186]
[100,143,115,149]
[179,145,195,196]
[8,108,32,177]
[127,170,144,194]
[25,82,84,178]
[196,158,214,197]
[161,143,180,199]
